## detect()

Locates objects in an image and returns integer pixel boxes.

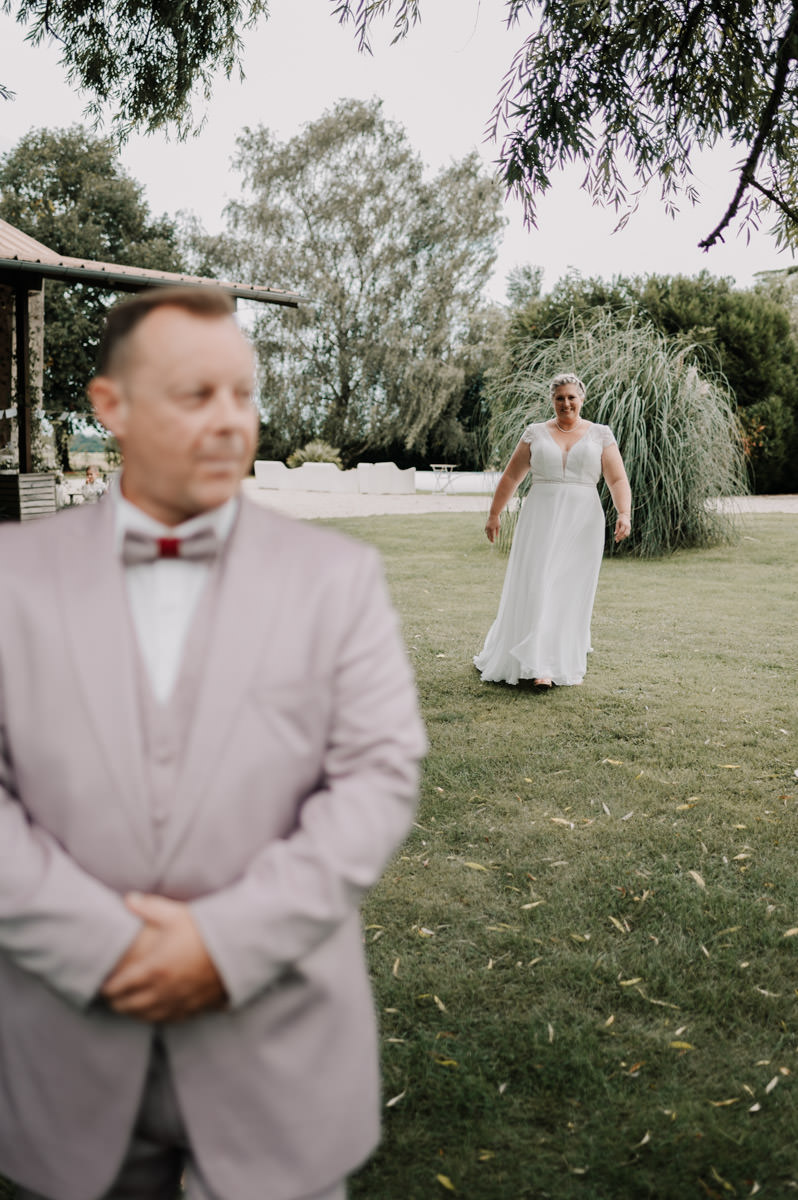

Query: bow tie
[121,527,221,566]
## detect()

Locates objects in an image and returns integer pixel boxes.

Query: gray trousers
[15,1038,346,1200]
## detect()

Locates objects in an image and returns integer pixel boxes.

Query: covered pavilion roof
[0,219,300,306]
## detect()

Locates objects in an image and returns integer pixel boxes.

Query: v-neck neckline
[544,421,591,470]
[545,421,590,451]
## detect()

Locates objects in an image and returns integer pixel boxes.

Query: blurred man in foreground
[0,286,426,1200]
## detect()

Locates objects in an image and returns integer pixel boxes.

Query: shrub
[286,441,344,470]
[488,311,748,557]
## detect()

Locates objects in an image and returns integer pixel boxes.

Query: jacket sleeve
[0,664,141,1008]
[189,547,427,1008]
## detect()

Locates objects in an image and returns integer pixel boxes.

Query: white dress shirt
[114,486,238,703]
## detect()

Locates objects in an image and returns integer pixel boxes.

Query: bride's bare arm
[602,445,632,543]
[485,440,532,543]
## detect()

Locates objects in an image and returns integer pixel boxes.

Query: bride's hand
[614,514,631,543]
[485,515,501,543]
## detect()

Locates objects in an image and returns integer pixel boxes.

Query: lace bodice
[520,421,616,486]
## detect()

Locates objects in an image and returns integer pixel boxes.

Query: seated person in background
[81,464,107,502]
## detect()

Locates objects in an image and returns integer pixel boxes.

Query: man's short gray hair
[550,373,586,399]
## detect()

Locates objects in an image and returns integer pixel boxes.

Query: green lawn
[334,511,797,1200]
[2,513,795,1200]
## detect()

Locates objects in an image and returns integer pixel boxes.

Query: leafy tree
[2,0,267,134]
[505,264,543,311]
[209,98,505,466]
[335,0,798,249]
[505,269,798,491]
[426,304,508,470]
[7,0,797,252]
[0,125,184,468]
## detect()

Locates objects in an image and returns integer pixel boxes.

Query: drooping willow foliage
[487,312,748,558]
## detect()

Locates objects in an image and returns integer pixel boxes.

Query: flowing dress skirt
[474,480,605,685]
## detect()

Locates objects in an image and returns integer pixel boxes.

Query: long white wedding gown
[474,421,616,686]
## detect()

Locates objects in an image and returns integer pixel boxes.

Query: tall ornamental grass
[488,312,748,556]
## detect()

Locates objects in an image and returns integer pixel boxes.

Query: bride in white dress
[474,374,632,688]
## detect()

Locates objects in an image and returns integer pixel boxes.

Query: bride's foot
[533,677,553,688]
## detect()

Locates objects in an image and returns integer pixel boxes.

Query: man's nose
[210,388,251,425]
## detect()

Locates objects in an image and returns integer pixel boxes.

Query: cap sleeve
[597,424,617,449]
[520,423,541,445]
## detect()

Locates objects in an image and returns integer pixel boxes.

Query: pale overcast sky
[1,0,794,301]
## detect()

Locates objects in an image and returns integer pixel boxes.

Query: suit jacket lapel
[154,501,284,872]
[55,500,152,858]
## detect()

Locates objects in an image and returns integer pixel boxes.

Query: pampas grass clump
[488,312,748,557]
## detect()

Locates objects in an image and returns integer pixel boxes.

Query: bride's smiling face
[552,384,584,423]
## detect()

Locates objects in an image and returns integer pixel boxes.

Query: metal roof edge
[0,257,303,307]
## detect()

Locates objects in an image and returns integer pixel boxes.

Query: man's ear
[88,376,127,439]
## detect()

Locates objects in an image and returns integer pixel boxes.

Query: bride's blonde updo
[550,373,586,398]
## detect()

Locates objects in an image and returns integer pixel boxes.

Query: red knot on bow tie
[121,527,220,566]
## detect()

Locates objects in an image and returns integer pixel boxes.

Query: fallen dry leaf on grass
[709,1098,740,1107]
[688,870,706,889]
[634,987,679,1009]
[386,1090,406,1108]
[436,1174,456,1192]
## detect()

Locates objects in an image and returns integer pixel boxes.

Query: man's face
[90,305,258,526]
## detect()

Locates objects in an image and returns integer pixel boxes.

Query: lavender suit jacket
[0,496,426,1200]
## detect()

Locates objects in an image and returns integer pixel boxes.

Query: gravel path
[242,479,798,521]
[242,479,489,518]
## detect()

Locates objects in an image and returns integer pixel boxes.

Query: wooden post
[14,283,32,473]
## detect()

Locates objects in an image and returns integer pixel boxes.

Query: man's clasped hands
[101,893,226,1022]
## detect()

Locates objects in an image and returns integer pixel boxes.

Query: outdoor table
[430,463,458,492]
